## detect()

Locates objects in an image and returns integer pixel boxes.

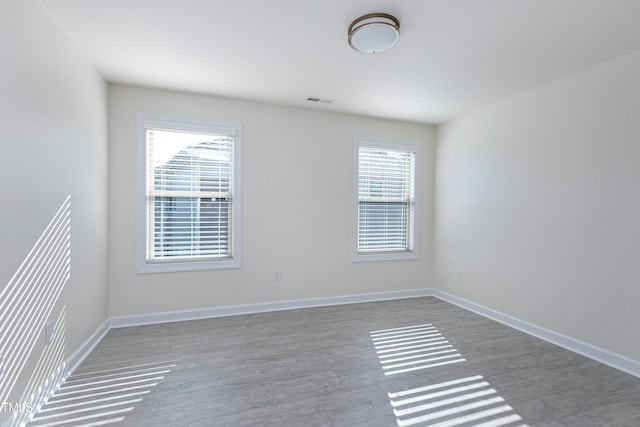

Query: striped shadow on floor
[388,375,528,427]
[29,361,176,427]
[371,325,528,427]
[370,324,466,376]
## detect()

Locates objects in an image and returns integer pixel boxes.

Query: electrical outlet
[45,320,56,344]
[457,270,464,281]
[274,271,282,282]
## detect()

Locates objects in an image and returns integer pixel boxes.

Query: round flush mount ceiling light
[348,13,400,54]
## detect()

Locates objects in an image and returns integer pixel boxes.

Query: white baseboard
[109,288,431,329]
[94,287,640,379]
[65,319,111,375]
[430,288,640,379]
[0,320,110,427]
[7,285,637,427]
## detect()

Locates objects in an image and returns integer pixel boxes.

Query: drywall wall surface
[0,0,108,423]
[108,85,434,316]
[433,50,640,361]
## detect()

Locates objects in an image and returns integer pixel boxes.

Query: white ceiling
[40,0,640,124]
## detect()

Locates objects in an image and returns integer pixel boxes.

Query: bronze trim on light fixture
[348,13,400,54]
[349,13,400,33]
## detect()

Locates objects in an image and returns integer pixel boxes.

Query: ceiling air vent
[306,96,334,104]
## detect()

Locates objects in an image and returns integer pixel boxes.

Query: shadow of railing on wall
[0,196,71,426]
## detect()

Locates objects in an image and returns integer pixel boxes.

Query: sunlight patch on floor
[28,361,177,427]
[372,325,528,427]
[389,375,528,427]
[370,324,466,376]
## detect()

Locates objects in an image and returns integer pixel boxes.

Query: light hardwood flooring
[29,297,640,426]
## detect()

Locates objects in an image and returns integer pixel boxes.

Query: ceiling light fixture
[348,13,400,54]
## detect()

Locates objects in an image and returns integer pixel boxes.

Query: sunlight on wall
[0,196,71,426]
[20,307,67,420]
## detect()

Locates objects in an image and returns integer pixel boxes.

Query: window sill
[136,258,241,273]
[352,250,418,263]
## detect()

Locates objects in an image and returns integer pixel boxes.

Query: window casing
[137,114,242,273]
[353,138,418,262]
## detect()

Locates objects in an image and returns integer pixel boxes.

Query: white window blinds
[146,127,235,262]
[357,143,415,253]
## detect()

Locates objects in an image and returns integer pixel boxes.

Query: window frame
[352,136,419,263]
[136,113,242,273]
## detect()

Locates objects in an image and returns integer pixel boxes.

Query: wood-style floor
[29,297,640,426]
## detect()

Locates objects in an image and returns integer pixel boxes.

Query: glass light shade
[348,14,400,54]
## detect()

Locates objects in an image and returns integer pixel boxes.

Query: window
[353,137,418,262]
[137,114,242,272]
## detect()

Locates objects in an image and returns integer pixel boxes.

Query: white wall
[0,0,108,421]
[109,85,434,316]
[433,50,640,361]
